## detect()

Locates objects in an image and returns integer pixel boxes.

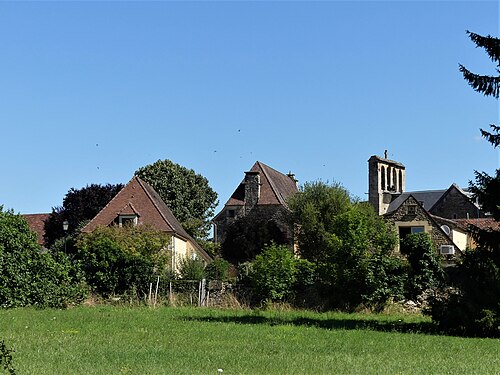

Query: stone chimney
[244,171,261,214]
[368,154,406,215]
[287,172,298,189]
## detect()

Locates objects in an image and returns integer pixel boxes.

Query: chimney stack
[244,171,261,214]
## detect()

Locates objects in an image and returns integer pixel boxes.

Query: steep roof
[82,176,211,261]
[23,213,50,246]
[386,190,446,214]
[386,183,480,215]
[224,161,299,207]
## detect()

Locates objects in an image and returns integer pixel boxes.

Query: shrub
[0,207,86,308]
[400,233,445,300]
[250,243,296,302]
[75,226,172,297]
[428,249,500,337]
[205,257,231,281]
[178,257,206,281]
[0,339,15,375]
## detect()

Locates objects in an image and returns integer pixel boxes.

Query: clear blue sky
[1,1,498,215]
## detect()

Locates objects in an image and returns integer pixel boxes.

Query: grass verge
[0,306,499,374]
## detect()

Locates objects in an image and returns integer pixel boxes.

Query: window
[407,205,417,215]
[381,166,386,190]
[399,226,425,239]
[118,215,138,227]
[227,209,235,218]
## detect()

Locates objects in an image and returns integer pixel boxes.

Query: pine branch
[459,64,500,98]
[467,31,500,65]
[480,124,500,148]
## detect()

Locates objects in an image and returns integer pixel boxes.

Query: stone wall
[385,196,458,259]
[430,186,486,219]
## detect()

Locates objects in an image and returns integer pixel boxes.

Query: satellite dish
[441,225,451,235]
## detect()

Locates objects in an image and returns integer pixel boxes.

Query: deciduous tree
[135,160,218,240]
[44,183,123,247]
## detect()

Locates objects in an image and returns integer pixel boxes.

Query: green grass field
[0,306,499,374]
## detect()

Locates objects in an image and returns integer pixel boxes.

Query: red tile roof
[454,218,500,231]
[82,176,211,261]
[225,161,299,207]
[22,213,50,246]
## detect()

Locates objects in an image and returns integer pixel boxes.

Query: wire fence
[144,278,244,308]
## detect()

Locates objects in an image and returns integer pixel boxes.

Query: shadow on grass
[182,313,440,335]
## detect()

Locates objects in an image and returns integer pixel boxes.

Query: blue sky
[1,1,498,215]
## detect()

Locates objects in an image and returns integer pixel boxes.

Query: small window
[118,215,138,227]
[411,226,424,234]
[407,205,417,215]
[227,209,235,218]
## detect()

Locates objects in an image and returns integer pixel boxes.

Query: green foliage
[428,32,500,337]
[135,160,218,239]
[288,181,351,262]
[0,207,87,308]
[429,249,500,337]
[288,182,400,310]
[0,339,15,375]
[400,233,445,300]
[75,226,172,297]
[44,183,123,246]
[250,243,296,302]
[178,257,206,281]
[205,257,231,281]
[197,239,221,259]
[221,208,289,263]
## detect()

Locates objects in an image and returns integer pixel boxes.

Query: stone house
[368,153,489,257]
[82,176,212,270]
[213,161,299,254]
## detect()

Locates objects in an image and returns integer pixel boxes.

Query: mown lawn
[0,306,499,374]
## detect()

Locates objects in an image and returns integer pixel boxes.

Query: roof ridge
[257,161,286,206]
[136,177,177,234]
[82,179,131,232]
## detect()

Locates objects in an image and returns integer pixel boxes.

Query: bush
[205,257,231,281]
[75,226,172,297]
[0,207,86,308]
[400,233,445,300]
[250,243,296,302]
[178,257,206,281]
[0,339,15,375]
[428,249,500,337]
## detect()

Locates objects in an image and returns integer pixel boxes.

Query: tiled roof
[82,176,211,261]
[454,218,500,231]
[224,161,299,207]
[22,213,50,246]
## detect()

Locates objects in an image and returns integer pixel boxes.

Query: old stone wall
[430,187,486,219]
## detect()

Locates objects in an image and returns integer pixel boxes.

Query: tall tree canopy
[44,183,124,247]
[288,181,401,309]
[460,31,500,248]
[429,31,500,337]
[459,31,500,146]
[135,160,218,240]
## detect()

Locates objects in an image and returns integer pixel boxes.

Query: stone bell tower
[368,151,406,215]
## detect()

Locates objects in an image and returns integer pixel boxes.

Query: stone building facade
[367,153,484,256]
[213,161,299,256]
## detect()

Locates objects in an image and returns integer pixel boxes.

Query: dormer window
[118,214,138,227]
